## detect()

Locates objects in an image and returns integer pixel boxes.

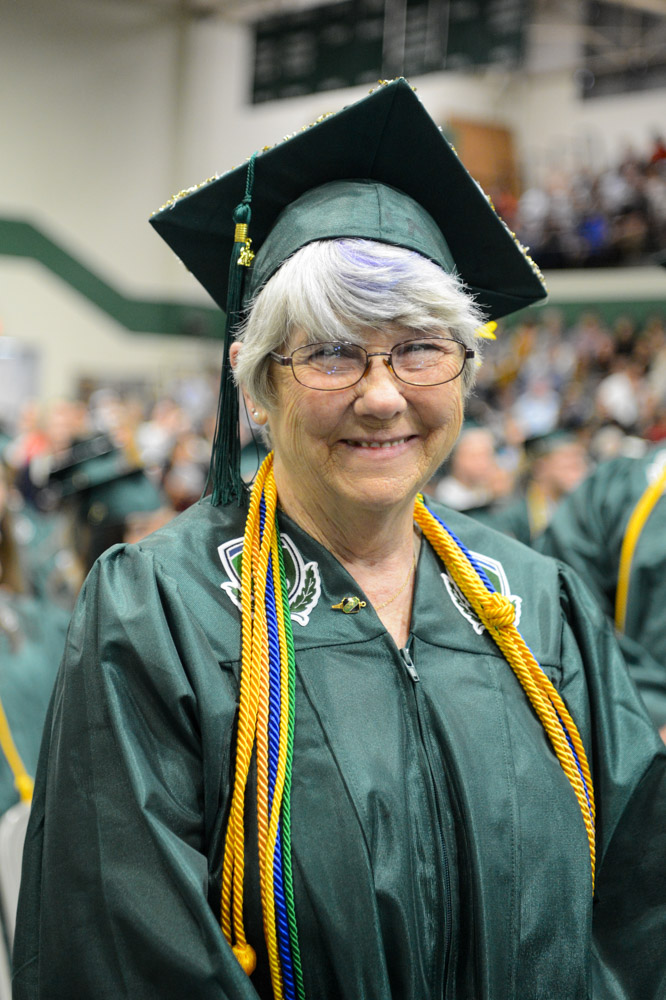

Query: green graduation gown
[12,498,666,999]
[538,446,666,729]
[0,591,68,816]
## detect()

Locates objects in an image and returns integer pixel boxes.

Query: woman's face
[261,326,465,518]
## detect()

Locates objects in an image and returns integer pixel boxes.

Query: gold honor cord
[615,461,666,633]
[0,696,33,804]
[220,455,277,977]
[525,483,549,541]
[413,497,596,892]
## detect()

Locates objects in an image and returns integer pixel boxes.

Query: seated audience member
[432,426,513,515]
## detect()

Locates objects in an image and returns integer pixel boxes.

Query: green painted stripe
[2,218,662,336]
[515,297,665,327]
[0,218,225,338]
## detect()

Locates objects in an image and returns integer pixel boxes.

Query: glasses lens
[292,342,366,389]
[392,338,466,385]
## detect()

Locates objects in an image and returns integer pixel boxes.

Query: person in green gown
[0,455,69,997]
[487,430,589,545]
[538,443,666,739]
[13,81,666,1000]
[0,458,69,818]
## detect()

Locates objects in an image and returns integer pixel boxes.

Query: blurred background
[1,2,665,976]
[1,0,666,566]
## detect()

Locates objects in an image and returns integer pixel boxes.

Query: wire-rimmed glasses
[269,338,474,391]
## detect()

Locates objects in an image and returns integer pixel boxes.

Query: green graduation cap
[523,430,577,462]
[46,436,163,527]
[44,437,165,573]
[150,78,547,506]
[75,466,163,529]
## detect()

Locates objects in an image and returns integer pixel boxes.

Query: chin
[329,470,428,512]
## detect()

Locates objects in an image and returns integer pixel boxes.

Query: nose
[353,355,408,419]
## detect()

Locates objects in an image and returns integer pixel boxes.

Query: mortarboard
[150,78,547,506]
[46,436,163,528]
[523,430,578,462]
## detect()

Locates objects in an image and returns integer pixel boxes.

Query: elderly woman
[14,81,666,1000]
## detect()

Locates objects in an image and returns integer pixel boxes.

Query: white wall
[504,70,666,186]
[1,0,664,409]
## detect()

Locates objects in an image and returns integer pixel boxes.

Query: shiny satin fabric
[13,499,666,999]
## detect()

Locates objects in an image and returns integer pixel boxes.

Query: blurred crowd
[2,304,666,612]
[0,374,270,614]
[500,133,666,269]
[429,306,666,540]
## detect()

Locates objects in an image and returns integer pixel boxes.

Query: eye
[395,339,450,361]
[297,343,335,359]
[297,343,361,368]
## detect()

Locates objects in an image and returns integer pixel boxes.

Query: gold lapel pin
[331,596,367,614]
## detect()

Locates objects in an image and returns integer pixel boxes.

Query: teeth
[355,438,406,448]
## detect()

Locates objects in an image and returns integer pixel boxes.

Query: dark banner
[251,0,527,104]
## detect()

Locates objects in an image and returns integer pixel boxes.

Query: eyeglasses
[269,338,474,391]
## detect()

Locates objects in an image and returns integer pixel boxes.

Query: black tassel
[208,155,257,506]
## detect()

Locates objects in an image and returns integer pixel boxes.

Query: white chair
[0,801,31,998]
[0,933,11,1000]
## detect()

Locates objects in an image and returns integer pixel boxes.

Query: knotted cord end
[233,942,257,976]
[479,592,516,629]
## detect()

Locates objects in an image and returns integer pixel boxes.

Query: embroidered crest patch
[441,550,522,635]
[217,534,321,626]
[647,448,666,488]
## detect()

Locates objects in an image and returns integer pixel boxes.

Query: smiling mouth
[344,437,413,449]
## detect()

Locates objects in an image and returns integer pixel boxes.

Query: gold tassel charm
[234,223,255,267]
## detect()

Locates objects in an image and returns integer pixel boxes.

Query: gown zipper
[399,644,420,683]
[399,644,454,999]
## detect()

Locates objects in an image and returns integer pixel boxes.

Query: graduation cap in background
[44,436,166,572]
[522,430,577,462]
[46,435,163,528]
[150,77,548,506]
[46,434,117,499]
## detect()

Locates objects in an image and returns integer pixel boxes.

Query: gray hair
[233,239,485,409]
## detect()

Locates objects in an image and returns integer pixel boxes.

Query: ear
[229,342,269,425]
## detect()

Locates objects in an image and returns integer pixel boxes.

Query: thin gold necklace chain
[373,539,419,611]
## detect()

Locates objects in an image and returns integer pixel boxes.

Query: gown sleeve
[12,544,259,1000]
[555,562,666,999]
